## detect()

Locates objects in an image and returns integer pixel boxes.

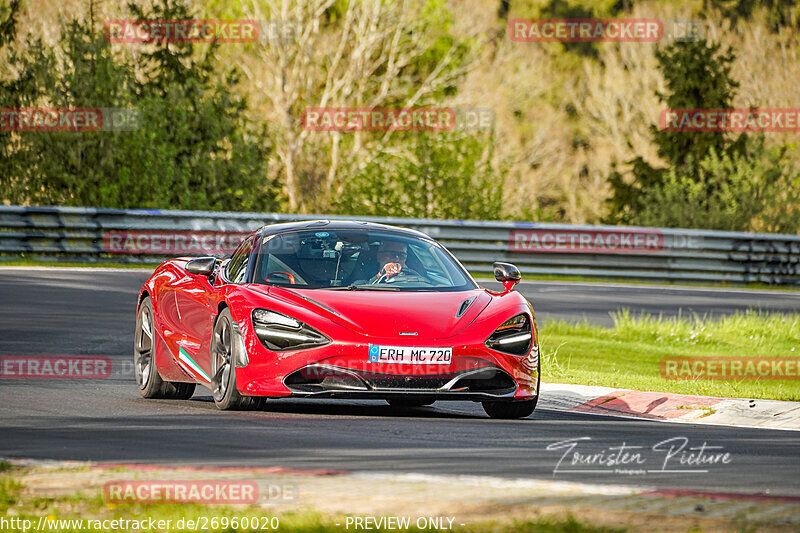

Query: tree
[604,39,746,225]
[0,0,278,211]
[636,141,800,233]
[336,130,502,219]
[241,0,474,212]
[604,37,799,232]
[710,0,800,31]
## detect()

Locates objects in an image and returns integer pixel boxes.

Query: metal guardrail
[1,205,799,285]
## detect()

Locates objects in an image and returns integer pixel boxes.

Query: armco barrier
[1,205,799,285]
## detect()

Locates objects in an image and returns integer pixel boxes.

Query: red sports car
[134,221,540,418]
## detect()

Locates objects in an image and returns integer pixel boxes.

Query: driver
[375,240,410,280]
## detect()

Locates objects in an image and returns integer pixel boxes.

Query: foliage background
[1,0,798,231]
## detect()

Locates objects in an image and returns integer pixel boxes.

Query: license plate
[368,345,452,365]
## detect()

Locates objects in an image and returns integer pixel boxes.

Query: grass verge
[540,310,800,401]
[0,469,623,533]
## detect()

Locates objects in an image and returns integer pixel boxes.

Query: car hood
[249,286,492,339]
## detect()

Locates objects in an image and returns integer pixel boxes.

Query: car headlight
[485,313,533,356]
[252,309,330,351]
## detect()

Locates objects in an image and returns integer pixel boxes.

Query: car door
[188,235,256,375]
[169,261,218,382]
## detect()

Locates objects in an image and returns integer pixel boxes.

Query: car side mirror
[186,257,217,276]
[493,262,521,292]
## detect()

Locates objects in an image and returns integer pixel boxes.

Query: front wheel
[134,296,195,400]
[481,397,538,419]
[211,309,265,411]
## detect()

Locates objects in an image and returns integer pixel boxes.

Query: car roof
[255,220,433,240]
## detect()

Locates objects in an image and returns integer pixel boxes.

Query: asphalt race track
[1,268,799,496]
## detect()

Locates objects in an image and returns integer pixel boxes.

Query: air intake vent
[456,296,477,318]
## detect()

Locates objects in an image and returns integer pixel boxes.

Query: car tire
[211,308,265,411]
[386,398,435,408]
[134,296,196,400]
[481,397,538,419]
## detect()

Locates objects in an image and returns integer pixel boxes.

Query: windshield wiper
[323,284,400,291]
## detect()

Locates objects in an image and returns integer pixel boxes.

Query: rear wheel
[134,296,195,400]
[211,309,265,411]
[386,398,435,408]
[481,397,537,419]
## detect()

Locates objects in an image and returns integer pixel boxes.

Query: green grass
[541,310,800,401]
[0,475,23,509]
[0,470,622,533]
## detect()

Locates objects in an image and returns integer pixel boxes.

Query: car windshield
[253,229,476,291]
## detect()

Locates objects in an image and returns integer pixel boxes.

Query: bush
[0,0,277,212]
[605,37,799,232]
[335,131,502,220]
[636,138,800,232]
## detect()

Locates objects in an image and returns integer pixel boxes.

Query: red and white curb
[540,383,800,430]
